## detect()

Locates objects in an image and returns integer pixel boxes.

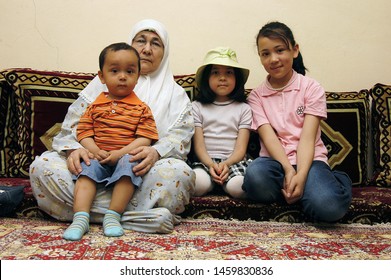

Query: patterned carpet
[1,217,390,260]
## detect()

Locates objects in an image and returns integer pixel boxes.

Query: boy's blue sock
[63,211,89,241]
[103,209,124,237]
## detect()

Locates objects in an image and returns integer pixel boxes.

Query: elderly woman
[29,19,195,234]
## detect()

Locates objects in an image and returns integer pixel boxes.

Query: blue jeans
[243,157,352,222]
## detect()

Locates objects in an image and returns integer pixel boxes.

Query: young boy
[63,42,159,241]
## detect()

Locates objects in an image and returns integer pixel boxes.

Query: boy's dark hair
[256,21,307,75]
[99,42,140,72]
[195,64,247,104]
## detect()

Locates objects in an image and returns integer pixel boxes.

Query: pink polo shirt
[247,71,329,165]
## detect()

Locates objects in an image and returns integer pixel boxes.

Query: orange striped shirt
[77,92,158,151]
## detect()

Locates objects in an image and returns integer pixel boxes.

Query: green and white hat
[195,46,250,88]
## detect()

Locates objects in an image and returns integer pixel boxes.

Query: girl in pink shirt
[243,22,352,222]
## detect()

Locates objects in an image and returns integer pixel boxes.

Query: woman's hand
[129,146,160,176]
[66,148,94,175]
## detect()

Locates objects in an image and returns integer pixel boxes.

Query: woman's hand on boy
[66,148,94,175]
[130,146,160,176]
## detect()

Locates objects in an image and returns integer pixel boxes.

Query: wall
[0,0,390,91]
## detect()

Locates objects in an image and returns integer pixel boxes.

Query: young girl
[192,47,252,198]
[243,22,352,222]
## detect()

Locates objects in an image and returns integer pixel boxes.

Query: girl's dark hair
[99,42,141,72]
[195,65,246,104]
[256,21,307,75]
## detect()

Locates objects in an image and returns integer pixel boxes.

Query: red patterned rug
[0,217,390,260]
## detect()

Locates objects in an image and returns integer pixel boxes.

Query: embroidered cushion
[370,83,391,187]
[0,68,95,177]
[321,90,370,186]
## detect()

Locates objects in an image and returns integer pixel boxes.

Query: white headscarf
[80,19,190,136]
[130,19,190,135]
